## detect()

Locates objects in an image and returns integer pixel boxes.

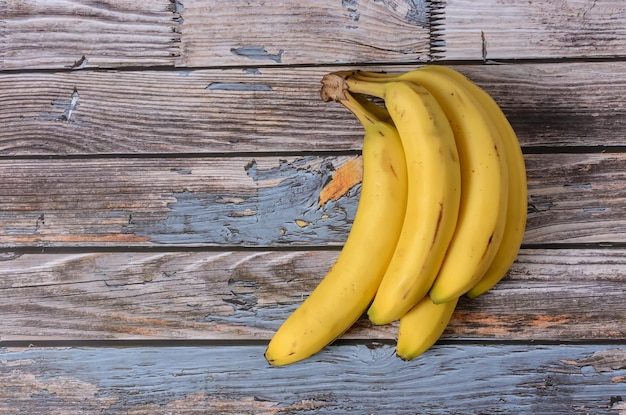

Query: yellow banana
[264,91,408,366]
[352,66,510,303]
[421,66,528,299]
[396,296,459,360]
[326,76,462,324]
[420,68,508,303]
[350,92,392,123]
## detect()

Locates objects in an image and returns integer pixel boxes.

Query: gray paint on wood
[1,153,625,247]
[2,64,625,156]
[1,344,625,414]
[206,82,273,91]
[138,156,359,245]
[1,1,625,413]
[230,46,284,63]
[0,248,623,341]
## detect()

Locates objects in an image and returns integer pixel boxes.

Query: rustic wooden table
[1,1,625,413]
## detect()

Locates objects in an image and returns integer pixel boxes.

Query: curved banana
[420,69,508,303]
[264,92,408,366]
[396,296,459,360]
[350,67,509,304]
[350,92,392,123]
[333,77,462,324]
[351,66,527,298]
[422,66,527,299]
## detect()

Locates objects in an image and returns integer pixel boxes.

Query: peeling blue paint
[583,206,607,212]
[230,46,284,63]
[342,0,360,23]
[2,345,625,413]
[406,0,429,27]
[243,67,262,75]
[206,82,273,91]
[136,156,359,246]
[171,0,184,25]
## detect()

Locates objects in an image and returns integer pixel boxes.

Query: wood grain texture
[177,0,432,67]
[0,153,625,247]
[1,344,625,414]
[0,67,359,154]
[525,153,626,244]
[443,0,626,60]
[0,156,357,247]
[457,62,626,148]
[0,0,431,70]
[1,62,624,156]
[0,248,623,341]
[1,0,182,70]
[2,1,625,411]
[3,0,625,70]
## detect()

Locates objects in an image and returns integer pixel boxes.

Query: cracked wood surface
[0,248,624,341]
[1,0,626,413]
[2,0,624,70]
[1,0,431,70]
[0,153,625,247]
[1,62,625,155]
[1,344,625,415]
[443,0,626,60]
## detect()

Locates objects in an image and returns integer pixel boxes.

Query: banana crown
[267,66,526,365]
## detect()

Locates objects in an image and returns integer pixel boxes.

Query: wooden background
[1,0,626,413]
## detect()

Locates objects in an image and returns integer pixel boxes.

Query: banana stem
[320,71,389,102]
[340,92,392,127]
[340,92,376,127]
[320,73,350,102]
[344,76,388,100]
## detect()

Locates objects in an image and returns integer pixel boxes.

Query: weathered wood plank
[1,153,625,247]
[0,248,623,341]
[459,62,626,148]
[0,0,431,70]
[1,62,624,156]
[0,67,358,154]
[1,344,625,414]
[525,153,626,244]
[176,0,432,67]
[1,0,182,70]
[3,0,625,70]
[1,3,623,410]
[0,156,358,247]
[443,0,626,60]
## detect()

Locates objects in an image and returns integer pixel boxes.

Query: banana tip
[263,350,276,366]
[428,291,450,305]
[366,308,394,326]
[395,351,417,362]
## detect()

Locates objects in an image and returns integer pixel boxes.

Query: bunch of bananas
[265,65,527,366]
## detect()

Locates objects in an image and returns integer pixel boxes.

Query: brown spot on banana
[432,202,444,246]
[389,163,398,179]
[480,232,496,261]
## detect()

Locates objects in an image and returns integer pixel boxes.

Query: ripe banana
[352,66,523,301]
[351,67,509,303]
[327,76,462,324]
[272,65,528,365]
[396,296,459,361]
[264,91,408,366]
[419,68,508,303]
[421,66,527,299]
